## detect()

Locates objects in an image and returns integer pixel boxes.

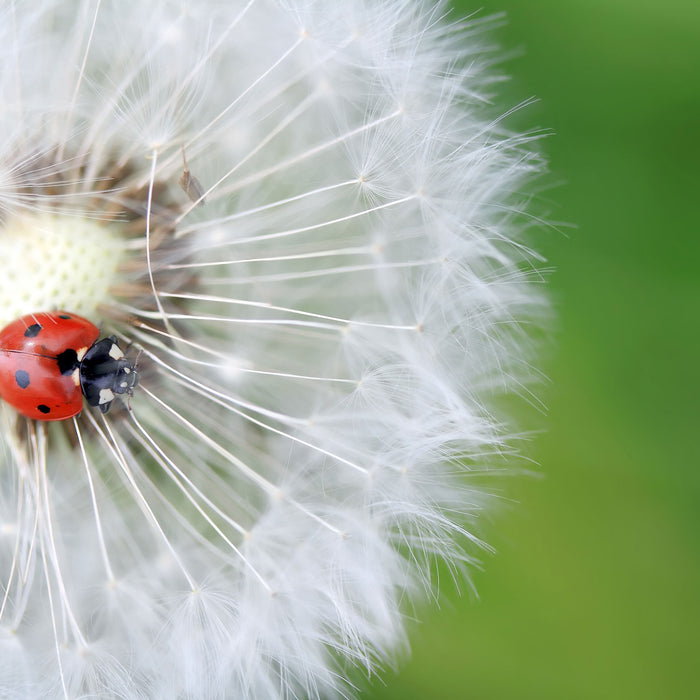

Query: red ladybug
[0,311,138,421]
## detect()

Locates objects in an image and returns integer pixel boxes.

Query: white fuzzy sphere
[0,1,546,698]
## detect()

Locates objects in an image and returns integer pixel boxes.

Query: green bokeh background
[369,1,700,698]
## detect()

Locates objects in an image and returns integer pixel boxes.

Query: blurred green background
[369,1,700,698]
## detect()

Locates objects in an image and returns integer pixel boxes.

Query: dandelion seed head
[0,0,547,697]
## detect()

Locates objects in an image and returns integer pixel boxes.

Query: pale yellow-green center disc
[0,214,127,329]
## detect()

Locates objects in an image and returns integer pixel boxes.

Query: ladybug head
[114,356,140,395]
[79,336,139,413]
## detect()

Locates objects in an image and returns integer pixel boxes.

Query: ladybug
[0,311,138,421]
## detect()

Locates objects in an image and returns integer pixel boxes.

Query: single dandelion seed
[179,146,206,207]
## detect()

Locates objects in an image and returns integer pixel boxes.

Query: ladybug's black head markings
[79,336,139,413]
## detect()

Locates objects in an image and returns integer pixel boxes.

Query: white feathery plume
[0,1,546,697]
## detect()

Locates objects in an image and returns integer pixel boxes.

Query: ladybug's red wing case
[0,352,84,420]
[0,312,99,356]
[0,311,100,421]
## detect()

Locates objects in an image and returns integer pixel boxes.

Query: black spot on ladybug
[56,348,79,375]
[15,370,30,389]
[37,404,51,414]
[24,323,42,338]
[58,314,71,319]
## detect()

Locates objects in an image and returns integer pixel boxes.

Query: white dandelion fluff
[0,1,546,698]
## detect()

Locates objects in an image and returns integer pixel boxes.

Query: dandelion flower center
[0,214,128,326]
